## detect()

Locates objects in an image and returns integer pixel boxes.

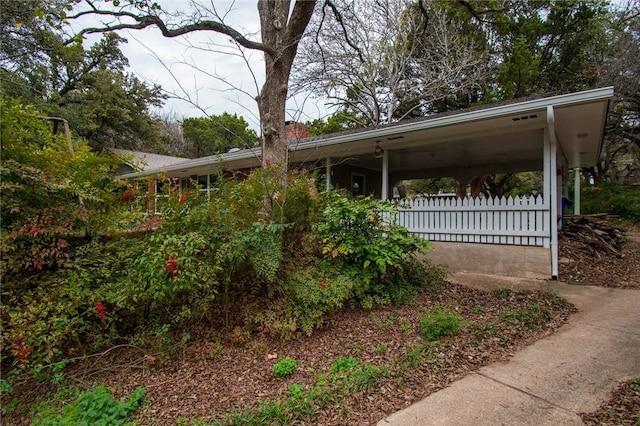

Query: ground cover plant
[2,279,576,425]
[1,98,431,423]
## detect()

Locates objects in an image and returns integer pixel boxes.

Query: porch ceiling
[119,87,613,181]
[289,87,612,180]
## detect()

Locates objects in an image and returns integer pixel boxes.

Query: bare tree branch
[70,0,274,55]
[323,0,365,63]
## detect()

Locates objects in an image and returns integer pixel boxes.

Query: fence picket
[396,195,550,247]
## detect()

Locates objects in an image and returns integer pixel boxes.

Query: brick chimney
[285,121,310,140]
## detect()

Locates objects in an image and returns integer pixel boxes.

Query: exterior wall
[284,121,310,139]
[331,164,382,196]
[425,242,550,279]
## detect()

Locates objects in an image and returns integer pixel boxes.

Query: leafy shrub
[492,288,512,298]
[330,356,360,374]
[1,99,125,276]
[328,356,388,392]
[0,100,128,370]
[283,261,356,334]
[272,357,298,378]
[315,192,431,286]
[581,182,640,222]
[419,304,467,341]
[32,385,145,426]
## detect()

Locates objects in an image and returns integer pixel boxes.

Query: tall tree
[70,0,317,172]
[182,112,260,157]
[292,0,490,127]
[1,1,166,151]
[590,1,640,184]
[487,0,610,99]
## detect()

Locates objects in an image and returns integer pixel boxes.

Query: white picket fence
[395,196,550,247]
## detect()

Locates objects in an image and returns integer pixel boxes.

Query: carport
[290,87,613,278]
[119,87,613,279]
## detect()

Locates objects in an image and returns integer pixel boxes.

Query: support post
[381,149,389,200]
[325,157,332,191]
[546,106,559,279]
[574,168,581,215]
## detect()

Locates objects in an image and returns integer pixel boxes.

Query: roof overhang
[120,87,613,180]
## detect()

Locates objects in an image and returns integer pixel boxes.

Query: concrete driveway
[378,274,640,426]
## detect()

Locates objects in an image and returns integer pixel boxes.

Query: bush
[315,192,431,286]
[581,182,640,222]
[272,358,297,378]
[32,385,145,426]
[419,304,467,341]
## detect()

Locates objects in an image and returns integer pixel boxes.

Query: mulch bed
[5,218,639,425]
[558,219,640,289]
[581,377,640,426]
[5,284,574,425]
[560,219,640,425]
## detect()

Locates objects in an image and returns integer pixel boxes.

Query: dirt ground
[4,224,639,425]
[558,221,640,289]
[564,222,640,424]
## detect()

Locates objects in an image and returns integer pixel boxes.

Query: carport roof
[119,87,613,180]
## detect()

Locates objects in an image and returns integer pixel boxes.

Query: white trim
[547,106,559,279]
[574,168,581,215]
[382,150,389,200]
[293,87,613,151]
[325,157,332,190]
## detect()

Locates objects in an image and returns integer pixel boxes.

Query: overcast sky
[73,1,329,130]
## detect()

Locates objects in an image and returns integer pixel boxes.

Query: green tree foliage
[491,0,610,99]
[181,113,260,157]
[581,182,640,222]
[405,178,457,197]
[306,110,360,136]
[1,2,166,151]
[590,2,640,184]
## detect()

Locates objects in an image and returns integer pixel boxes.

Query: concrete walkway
[378,274,640,426]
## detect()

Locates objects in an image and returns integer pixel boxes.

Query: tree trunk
[257,1,316,173]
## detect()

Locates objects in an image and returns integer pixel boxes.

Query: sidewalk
[378,274,640,426]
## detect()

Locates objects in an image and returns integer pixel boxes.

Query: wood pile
[559,214,626,258]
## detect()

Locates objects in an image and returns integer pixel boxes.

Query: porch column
[574,168,581,215]
[147,178,156,212]
[325,157,332,191]
[546,106,559,279]
[381,149,389,200]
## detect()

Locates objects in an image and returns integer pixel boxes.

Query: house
[118,87,614,279]
[112,149,190,175]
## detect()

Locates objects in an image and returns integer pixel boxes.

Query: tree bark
[257,1,315,171]
[71,0,316,172]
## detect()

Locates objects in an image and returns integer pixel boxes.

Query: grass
[499,303,551,329]
[30,385,145,426]
[207,356,388,425]
[418,304,468,341]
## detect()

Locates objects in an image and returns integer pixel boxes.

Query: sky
[72,1,329,130]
